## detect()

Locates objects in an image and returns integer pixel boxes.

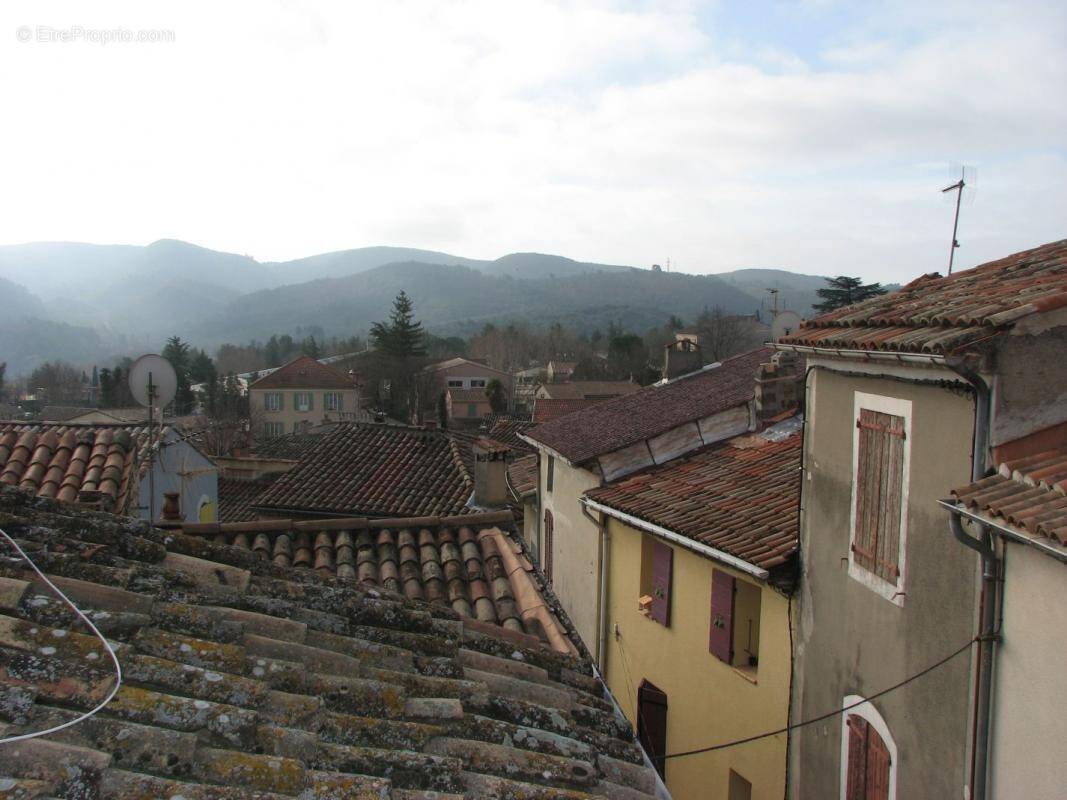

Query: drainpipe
[944,357,996,800]
[582,500,611,671]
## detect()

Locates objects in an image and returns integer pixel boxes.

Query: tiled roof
[249,355,354,390]
[424,357,510,377]
[0,423,159,515]
[0,488,657,798]
[586,428,802,571]
[253,423,474,518]
[532,398,606,425]
[217,474,280,523]
[537,382,642,401]
[485,417,536,454]
[528,348,772,464]
[507,454,539,501]
[37,406,94,422]
[253,430,330,460]
[950,448,1067,550]
[780,238,1067,354]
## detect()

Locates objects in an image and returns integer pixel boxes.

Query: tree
[301,336,321,359]
[162,336,196,414]
[694,307,756,362]
[814,276,888,313]
[370,291,426,358]
[485,379,507,414]
[29,361,83,404]
[607,333,653,383]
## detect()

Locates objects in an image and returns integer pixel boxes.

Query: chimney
[663,338,703,380]
[160,491,182,525]
[472,439,511,508]
[755,351,803,421]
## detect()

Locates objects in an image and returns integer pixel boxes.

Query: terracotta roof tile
[532,398,608,424]
[484,417,536,454]
[0,488,656,798]
[781,238,1067,354]
[950,448,1067,549]
[0,423,161,515]
[218,475,281,523]
[538,381,642,400]
[249,355,355,390]
[528,348,772,463]
[586,429,801,571]
[253,423,474,518]
[507,455,539,500]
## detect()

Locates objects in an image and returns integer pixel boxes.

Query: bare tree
[695,308,760,362]
[29,360,84,404]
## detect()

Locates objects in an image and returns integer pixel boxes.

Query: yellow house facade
[585,424,801,800]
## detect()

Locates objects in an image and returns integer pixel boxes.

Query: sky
[0,0,1064,283]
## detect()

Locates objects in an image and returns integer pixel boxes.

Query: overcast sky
[1,0,1064,283]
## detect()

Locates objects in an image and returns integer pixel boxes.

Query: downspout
[945,356,996,800]
[582,500,611,671]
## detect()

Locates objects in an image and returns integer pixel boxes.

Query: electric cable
[661,634,977,761]
[0,527,123,744]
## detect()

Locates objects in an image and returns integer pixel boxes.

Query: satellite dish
[128,354,178,409]
[771,310,803,342]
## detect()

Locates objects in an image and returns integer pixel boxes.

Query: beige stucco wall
[252,387,360,434]
[603,517,791,800]
[990,542,1067,798]
[540,454,602,653]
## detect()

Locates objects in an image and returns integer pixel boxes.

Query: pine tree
[162,336,195,414]
[814,276,888,313]
[370,291,426,358]
[485,379,507,414]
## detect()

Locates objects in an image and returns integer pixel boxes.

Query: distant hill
[0,238,845,373]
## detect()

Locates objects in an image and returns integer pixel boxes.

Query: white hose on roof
[0,527,123,744]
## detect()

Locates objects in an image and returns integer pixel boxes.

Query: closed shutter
[710,569,735,663]
[853,409,905,582]
[650,541,673,626]
[845,715,869,800]
[865,724,891,800]
[336,393,343,412]
[637,680,668,780]
[543,509,553,580]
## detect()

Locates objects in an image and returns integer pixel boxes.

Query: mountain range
[0,239,840,375]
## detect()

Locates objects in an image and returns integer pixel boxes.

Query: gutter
[582,498,769,580]
[517,433,580,468]
[771,343,947,367]
[943,356,997,800]
[940,500,1067,565]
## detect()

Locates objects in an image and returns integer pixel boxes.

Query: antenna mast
[942,167,967,274]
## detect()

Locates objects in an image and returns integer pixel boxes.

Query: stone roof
[249,356,354,391]
[0,423,163,516]
[252,424,474,519]
[0,488,658,798]
[780,238,1067,354]
[950,448,1067,554]
[527,348,771,464]
[586,425,801,575]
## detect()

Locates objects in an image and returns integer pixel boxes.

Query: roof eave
[939,499,1067,565]
[771,341,948,365]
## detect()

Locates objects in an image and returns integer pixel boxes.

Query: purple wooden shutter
[651,541,673,626]
[709,569,735,663]
[637,679,668,779]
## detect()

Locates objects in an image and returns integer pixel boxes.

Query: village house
[445,386,494,425]
[0,421,218,523]
[421,357,513,415]
[521,347,799,657]
[547,360,577,383]
[583,418,801,800]
[534,380,642,402]
[513,365,546,414]
[775,238,1067,799]
[249,355,363,438]
[0,483,665,798]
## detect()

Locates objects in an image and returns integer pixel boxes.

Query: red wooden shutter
[650,541,673,626]
[543,509,553,580]
[637,679,668,779]
[845,715,869,800]
[709,569,735,663]
[866,725,891,800]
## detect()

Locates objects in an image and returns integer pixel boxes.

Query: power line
[662,635,977,761]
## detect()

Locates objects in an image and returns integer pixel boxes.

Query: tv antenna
[941,164,976,274]
[128,354,177,524]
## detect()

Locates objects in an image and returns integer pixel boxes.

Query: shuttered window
[650,541,673,626]
[637,680,668,780]
[543,509,554,580]
[845,714,891,800]
[853,408,906,584]
[710,569,735,663]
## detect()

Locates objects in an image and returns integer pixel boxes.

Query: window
[639,535,673,627]
[840,697,895,800]
[849,394,911,604]
[263,421,284,438]
[709,569,762,675]
[637,679,668,780]
[324,392,343,412]
[447,379,464,388]
[294,392,313,412]
[547,456,554,492]
[543,509,554,579]
[470,379,486,388]
[264,392,283,411]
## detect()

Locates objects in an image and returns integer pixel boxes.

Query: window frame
[839,696,897,800]
[469,378,487,388]
[293,391,313,413]
[323,391,343,412]
[263,391,283,412]
[847,392,911,606]
[263,421,284,438]
[447,379,464,388]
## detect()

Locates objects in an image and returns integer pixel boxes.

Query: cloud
[0,0,1063,284]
